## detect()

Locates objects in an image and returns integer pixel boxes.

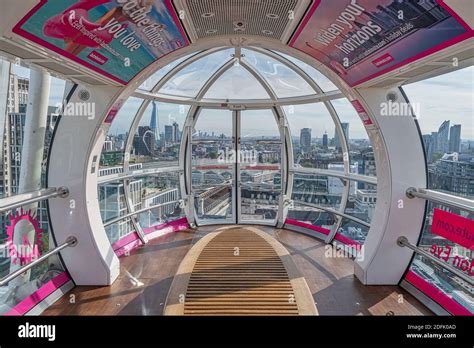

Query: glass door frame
[236,107,286,226]
[183,105,290,227]
[187,107,237,226]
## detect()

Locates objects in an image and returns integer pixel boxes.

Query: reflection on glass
[204,65,270,100]
[139,53,195,91]
[273,50,339,91]
[0,204,65,314]
[160,49,234,97]
[242,49,314,98]
[408,202,473,314]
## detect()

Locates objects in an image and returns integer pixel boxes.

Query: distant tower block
[150,101,160,143]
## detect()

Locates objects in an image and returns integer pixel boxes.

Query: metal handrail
[0,236,77,287]
[296,200,371,228]
[0,187,69,213]
[98,166,180,184]
[397,236,473,285]
[291,168,378,185]
[406,187,473,213]
[103,200,181,227]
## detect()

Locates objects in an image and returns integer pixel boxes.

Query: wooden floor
[165,227,316,315]
[43,225,432,316]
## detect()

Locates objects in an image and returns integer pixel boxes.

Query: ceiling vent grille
[183,0,300,40]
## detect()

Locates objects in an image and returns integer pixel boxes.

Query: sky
[403,66,473,140]
[10,58,473,141]
[106,59,474,141]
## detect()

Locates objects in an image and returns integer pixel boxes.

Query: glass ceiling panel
[139,53,195,91]
[203,64,270,100]
[159,49,234,98]
[273,50,339,92]
[242,49,315,98]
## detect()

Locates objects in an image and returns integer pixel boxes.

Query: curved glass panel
[99,181,135,244]
[336,218,369,246]
[0,61,67,314]
[284,103,343,169]
[160,49,234,97]
[130,102,189,169]
[242,49,314,98]
[135,173,184,232]
[287,203,337,234]
[240,110,282,223]
[292,173,343,211]
[344,180,376,225]
[203,65,270,100]
[331,99,377,186]
[403,67,473,314]
[273,50,338,92]
[0,66,66,198]
[408,202,473,314]
[192,109,234,223]
[102,97,144,168]
[0,202,66,315]
[139,53,195,91]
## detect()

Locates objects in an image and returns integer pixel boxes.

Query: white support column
[48,84,121,286]
[353,87,427,285]
[9,67,50,286]
[18,67,50,193]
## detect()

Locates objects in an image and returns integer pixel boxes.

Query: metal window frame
[99,46,379,243]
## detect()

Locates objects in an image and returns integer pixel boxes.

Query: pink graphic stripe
[112,217,189,257]
[405,270,472,316]
[4,271,71,316]
[285,218,330,235]
[334,233,362,248]
[143,217,189,235]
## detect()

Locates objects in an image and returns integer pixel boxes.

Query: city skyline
[11,64,473,141]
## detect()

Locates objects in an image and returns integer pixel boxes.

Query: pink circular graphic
[6,209,43,266]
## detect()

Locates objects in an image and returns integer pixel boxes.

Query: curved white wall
[48,85,122,286]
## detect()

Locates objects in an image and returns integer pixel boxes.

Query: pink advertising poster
[13,0,189,85]
[290,0,472,87]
